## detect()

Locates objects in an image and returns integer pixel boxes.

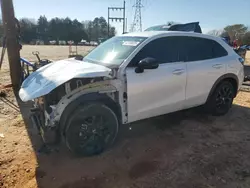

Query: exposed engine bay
[29,75,125,143]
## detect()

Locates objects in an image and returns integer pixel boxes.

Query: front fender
[53,81,118,124]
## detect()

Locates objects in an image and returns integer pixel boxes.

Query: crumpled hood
[19,58,112,102]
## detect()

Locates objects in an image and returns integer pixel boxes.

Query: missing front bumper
[30,108,59,144]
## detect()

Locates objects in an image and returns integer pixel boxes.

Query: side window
[212,41,228,58]
[128,37,179,67]
[186,37,213,61]
[179,36,228,62]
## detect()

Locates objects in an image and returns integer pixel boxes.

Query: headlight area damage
[19,59,123,145]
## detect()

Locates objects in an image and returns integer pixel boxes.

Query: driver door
[126,36,187,123]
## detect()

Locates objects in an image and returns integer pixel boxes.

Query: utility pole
[1,0,22,92]
[123,0,126,34]
[108,8,110,37]
[108,1,126,37]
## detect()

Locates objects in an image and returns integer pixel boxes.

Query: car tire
[205,81,235,116]
[65,102,119,156]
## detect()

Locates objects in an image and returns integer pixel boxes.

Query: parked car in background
[78,39,87,46]
[49,40,57,45]
[19,31,244,156]
[58,40,67,45]
[67,41,74,45]
[89,41,98,46]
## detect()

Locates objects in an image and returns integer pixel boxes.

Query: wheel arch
[206,73,239,103]
[59,92,122,136]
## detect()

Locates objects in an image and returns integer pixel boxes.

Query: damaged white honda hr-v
[19,31,244,156]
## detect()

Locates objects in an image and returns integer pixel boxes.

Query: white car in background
[90,41,98,46]
[19,31,244,156]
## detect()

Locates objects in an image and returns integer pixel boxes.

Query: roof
[121,31,207,38]
[120,31,229,48]
[121,31,167,37]
[119,31,235,55]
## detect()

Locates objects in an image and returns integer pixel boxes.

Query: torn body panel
[19,57,129,146]
[30,76,128,144]
[33,75,126,122]
[19,58,112,102]
[50,79,125,126]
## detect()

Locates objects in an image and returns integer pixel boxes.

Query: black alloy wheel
[215,84,234,113]
[206,81,235,116]
[65,103,119,156]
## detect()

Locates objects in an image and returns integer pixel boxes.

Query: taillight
[238,57,244,65]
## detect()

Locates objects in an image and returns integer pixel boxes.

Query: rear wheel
[65,103,119,156]
[205,81,235,116]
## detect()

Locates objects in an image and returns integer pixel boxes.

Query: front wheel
[205,81,235,116]
[65,103,119,156]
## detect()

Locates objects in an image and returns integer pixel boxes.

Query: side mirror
[135,57,159,73]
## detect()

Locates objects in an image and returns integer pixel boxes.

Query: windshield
[83,36,147,65]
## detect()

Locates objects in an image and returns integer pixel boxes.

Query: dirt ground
[1,46,250,188]
[244,51,250,65]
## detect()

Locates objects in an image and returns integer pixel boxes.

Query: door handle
[212,64,223,69]
[172,69,184,75]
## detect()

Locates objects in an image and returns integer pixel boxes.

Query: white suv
[19,31,244,156]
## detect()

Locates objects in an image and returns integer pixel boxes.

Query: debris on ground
[0,91,7,98]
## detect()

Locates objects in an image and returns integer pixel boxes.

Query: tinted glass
[129,37,179,66]
[178,36,228,62]
[212,41,228,58]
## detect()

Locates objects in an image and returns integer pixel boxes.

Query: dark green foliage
[0,16,116,44]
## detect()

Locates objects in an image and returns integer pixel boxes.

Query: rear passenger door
[179,36,228,108]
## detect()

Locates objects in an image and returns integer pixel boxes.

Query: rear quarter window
[179,36,228,62]
[212,40,228,58]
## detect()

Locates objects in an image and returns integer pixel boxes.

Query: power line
[108,1,126,37]
[131,0,143,32]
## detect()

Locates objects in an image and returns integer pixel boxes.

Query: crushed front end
[30,85,66,144]
[28,77,106,144]
[19,58,114,144]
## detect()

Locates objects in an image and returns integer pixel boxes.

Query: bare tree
[207,29,224,36]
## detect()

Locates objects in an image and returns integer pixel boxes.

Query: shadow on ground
[18,99,250,188]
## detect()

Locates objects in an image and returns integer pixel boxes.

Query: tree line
[207,24,250,46]
[0,15,116,45]
[1,18,250,46]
